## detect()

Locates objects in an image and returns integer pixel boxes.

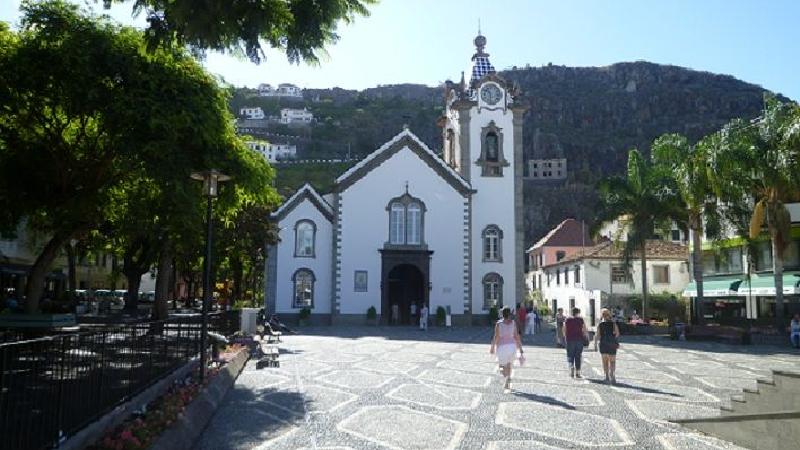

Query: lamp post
[191,169,231,382]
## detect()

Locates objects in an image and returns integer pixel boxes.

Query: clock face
[480,84,503,105]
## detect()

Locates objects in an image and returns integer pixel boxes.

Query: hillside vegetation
[234,61,788,243]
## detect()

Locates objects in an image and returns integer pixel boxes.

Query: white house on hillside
[266,34,526,326]
[259,83,303,98]
[280,108,313,125]
[240,107,265,120]
[246,140,297,162]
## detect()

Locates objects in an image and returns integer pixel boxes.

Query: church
[265,34,527,325]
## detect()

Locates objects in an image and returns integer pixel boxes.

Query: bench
[685,325,747,344]
[255,343,280,369]
[259,323,282,344]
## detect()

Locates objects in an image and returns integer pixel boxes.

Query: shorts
[599,342,618,355]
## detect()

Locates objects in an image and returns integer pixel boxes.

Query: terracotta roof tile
[542,239,688,268]
[528,219,593,251]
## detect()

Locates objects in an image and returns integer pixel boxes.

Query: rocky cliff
[237,61,788,245]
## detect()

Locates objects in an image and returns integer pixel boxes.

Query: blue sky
[2,0,798,99]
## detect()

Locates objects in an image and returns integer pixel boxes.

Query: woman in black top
[594,308,620,384]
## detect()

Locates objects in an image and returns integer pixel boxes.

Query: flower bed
[89,346,248,450]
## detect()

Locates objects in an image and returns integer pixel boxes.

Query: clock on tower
[480,83,503,106]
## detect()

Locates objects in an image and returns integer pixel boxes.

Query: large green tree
[0,1,278,313]
[595,149,685,320]
[714,98,800,327]
[652,133,721,324]
[0,1,162,312]
[102,0,376,63]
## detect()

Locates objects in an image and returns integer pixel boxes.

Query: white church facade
[265,35,526,325]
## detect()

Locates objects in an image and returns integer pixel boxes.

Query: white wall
[275,198,333,314]
[468,99,517,313]
[539,258,690,326]
[337,145,466,316]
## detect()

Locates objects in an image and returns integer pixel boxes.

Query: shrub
[299,307,311,320]
[435,306,447,326]
[488,306,499,324]
[366,306,377,320]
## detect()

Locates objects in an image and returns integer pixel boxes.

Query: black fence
[0,311,240,450]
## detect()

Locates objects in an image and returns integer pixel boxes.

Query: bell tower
[441,33,527,319]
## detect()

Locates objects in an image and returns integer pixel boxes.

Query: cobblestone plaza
[198,328,799,450]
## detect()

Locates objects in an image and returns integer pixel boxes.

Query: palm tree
[715,98,800,328]
[596,149,685,320]
[652,133,720,324]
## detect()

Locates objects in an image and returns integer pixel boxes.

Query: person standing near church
[391,303,399,325]
[420,304,428,330]
[516,303,527,335]
[555,308,566,347]
[410,302,417,324]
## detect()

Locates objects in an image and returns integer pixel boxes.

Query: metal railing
[0,312,240,450]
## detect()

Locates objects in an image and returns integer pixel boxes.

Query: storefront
[684,273,800,323]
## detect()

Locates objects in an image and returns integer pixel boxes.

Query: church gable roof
[334,128,472,195]
[272,183,333,223]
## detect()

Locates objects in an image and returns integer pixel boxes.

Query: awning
[736,273,800,296]
[682,277,741,297]
[684,272,800,298]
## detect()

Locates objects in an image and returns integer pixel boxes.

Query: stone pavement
[197,326,800,450]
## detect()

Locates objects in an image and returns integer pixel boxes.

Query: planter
[149,348,249,450]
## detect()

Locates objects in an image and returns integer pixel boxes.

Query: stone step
[774,370,800,392]
[720,370,800,415]
[673,410,800,450]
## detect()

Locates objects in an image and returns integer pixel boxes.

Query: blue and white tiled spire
[470,34,495,83]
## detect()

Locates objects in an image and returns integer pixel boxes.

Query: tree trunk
[231,255,243,305]
[124,269,143,314]
[153,239,173,320]
[25,230,72,314]
[640,241,648,321]
[691,221,705,325]
[66,241,77,299]
[771,232,785,329]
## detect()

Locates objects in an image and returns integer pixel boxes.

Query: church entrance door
[380,248,432,326]
[386,264,424,325]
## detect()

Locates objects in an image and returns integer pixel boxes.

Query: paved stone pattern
[197,327,799,450]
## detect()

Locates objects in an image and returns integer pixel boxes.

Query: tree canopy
[0,0,278,312]
[102,0,376,63]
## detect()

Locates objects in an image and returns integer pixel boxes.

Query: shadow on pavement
[510,390,576,410]
[198,386,309,450]
[587,379,682,398]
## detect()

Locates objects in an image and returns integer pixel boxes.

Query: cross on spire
[404,181,409,194]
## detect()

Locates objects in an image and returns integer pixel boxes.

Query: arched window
[389,202,406,244]
[483,273,503,310]
[482,225,503,262]
[292,269,315,308]
[478,121,508,177]
[386,194,426,247]
[407,203,422,245]
[485,132,499,162]
[294,220,316,257]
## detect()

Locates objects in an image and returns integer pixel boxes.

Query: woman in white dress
[490,306,524,391]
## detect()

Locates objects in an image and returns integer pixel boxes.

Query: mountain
[231,61,788,245]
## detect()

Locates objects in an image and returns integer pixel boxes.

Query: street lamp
[191,169,231,382]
